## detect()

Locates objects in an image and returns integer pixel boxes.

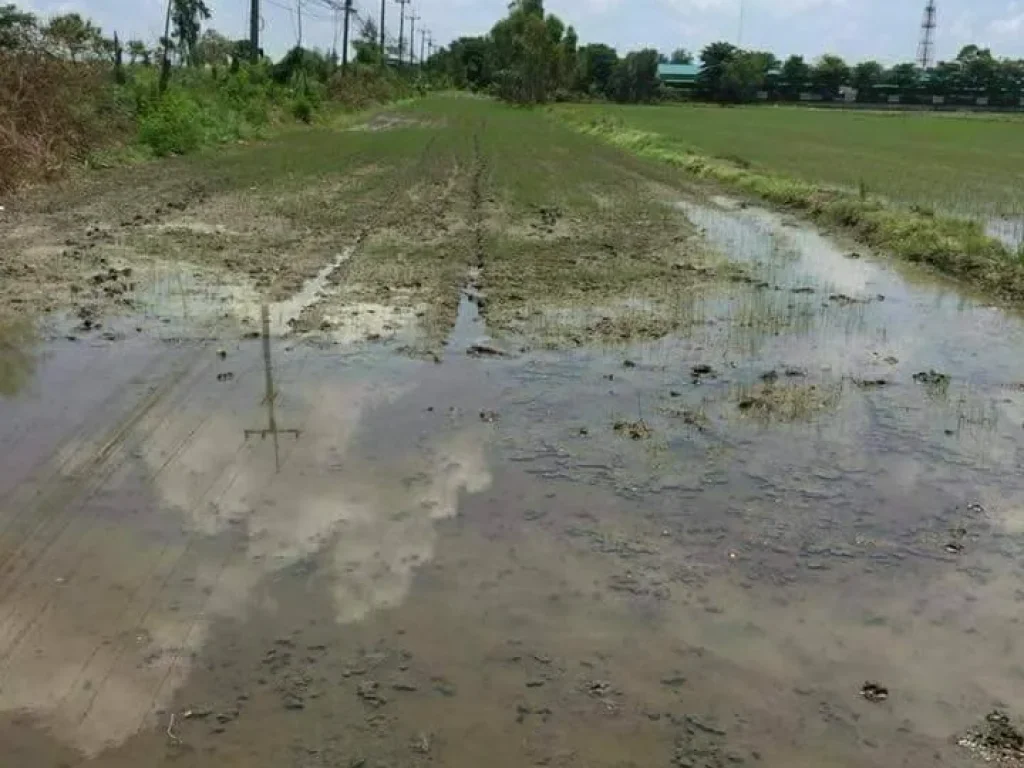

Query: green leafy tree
[780,54,811,91]
[813,54,849,94]
[127,38,150,65]
[720,52,767,102]
[697,41,738,99]
[608,48,659,102]
[353,17,381,66]
[887,62,919,90]
[171,0,211,65]
[0,3,38,51]
[45,13,101,61]
[576,43,618,95]
[670,48,692,64]
[194,28,232,67]
[851,60,883,96]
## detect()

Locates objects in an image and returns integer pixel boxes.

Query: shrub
[137,88,205,156]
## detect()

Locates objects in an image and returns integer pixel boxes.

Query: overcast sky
[20,0,1024,64]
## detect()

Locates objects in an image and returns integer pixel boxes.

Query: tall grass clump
[0,54,132,192]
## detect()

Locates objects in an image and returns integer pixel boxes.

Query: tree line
[425,0,661,104]
[427,0,1024,108]
[697,42,1024,106]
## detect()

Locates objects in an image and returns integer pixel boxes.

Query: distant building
[658,63,700,90]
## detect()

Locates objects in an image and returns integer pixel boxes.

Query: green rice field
[556,103,1024,221]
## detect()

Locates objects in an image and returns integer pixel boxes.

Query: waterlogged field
[556,102,1024,222]
[4,95,1024,768]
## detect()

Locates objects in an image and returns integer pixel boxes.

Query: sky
[18,0,1024,64]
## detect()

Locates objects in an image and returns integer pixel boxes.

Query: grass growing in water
[560,112,1024,303]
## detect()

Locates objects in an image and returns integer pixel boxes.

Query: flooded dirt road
[3,97,1024,767]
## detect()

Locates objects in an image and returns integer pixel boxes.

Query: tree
[780,54,811,91]
[127,39,150,65]
[851,60,883,96]
[887,62,919,90]
[608,48,659,102]
[813,54,849,94]
[670,48,692,64]
[45,13,100,60]
[353,17,381,65]
[698,41,738,99]
[0,3,38,51]
[720,52,767,102]
[576,43,618,96]
[194,28,232,67]
[171,0,211,65]
[490,0,561,103]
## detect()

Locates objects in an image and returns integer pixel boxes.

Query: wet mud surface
[4,98,1024,767]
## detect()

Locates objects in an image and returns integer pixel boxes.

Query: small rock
[623,359,637,368]
[578,427,589,436]
[669,390,682,397]
[217,349,227,359]
[480,410,499,423]
[216,372,234,382]
[691,364,714,377]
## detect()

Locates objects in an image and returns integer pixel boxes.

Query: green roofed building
[658,63,700,89]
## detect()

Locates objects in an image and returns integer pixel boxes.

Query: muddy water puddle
[3,199,1024,767]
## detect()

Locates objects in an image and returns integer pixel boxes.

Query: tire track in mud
[0,134,441,597]
[0,131,455,747]
[471,122,488,272]
[291,132,441,332]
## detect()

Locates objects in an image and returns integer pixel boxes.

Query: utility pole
[341,0,354,72]
[159,0,172,93]
[407,11,419,65]
[420,28,427,67]
[295,0,304,47]
[249,0,260,60]
[379,0,386,59]
[395,0,410,66]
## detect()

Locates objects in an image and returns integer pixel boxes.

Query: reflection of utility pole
[395,0,410,65]
[244,304,301,472]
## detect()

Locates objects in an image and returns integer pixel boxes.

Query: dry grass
[0,54,128,193]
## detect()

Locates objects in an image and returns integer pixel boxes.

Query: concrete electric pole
[249,0,260,60]
[341,0,355,72]
[395,0,410,65]
[407,11,419,65]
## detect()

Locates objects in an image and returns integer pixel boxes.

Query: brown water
[3,196,1024,767]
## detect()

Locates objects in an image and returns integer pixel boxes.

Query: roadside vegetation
[0,3,413,193]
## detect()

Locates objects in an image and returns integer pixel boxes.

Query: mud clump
[691,364,715,383]
[613,419,653,440]
[467,343,508,358]
[958,711,1024,764]
[737,382,838,423]
[851,377,889,389]
[860,682,889,703]
[913,370,951,388]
